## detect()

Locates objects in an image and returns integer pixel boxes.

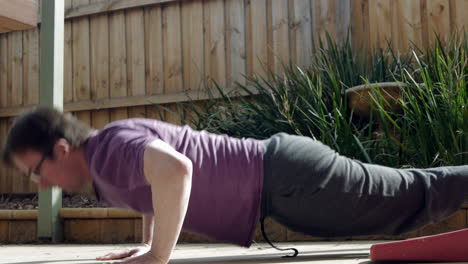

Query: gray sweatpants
[261,133,468,237]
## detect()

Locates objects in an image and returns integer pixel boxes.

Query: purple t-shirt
[85,118,264,247]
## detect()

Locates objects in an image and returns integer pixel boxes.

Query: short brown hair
[1,106,92,166]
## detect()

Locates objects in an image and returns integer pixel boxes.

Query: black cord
[260,217,299,258]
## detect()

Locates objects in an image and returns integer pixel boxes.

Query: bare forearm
[150,169,191,262]
[142,214,155,246]
[143,140,193,263]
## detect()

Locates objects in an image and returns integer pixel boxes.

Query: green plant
[375,34,468,167]
[185,66,376,163]
[179,32,466,168]
[313,34,414,91]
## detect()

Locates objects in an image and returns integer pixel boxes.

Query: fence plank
[72,0,91,101]
[393,0,423,51]
[164,104,182,125]
[270,0,290,74]
[0,119,7,193]
[146,105,165,120]
[426,0,451,42]
[451,0,468,31]
[290,0,312,67]
[163,2,183,93]
[204,0,226,87]
[420,0,430,47]
[369,0,393,49]
[3,118,14,193]
[4,118,23,193]
[182,0,204,91]
[336,0,351,44]
[8,32,23,107]
[246,0,268,78]
[225,0,246,86]
[128,106,147,118]
[64,0,74,103]
[144,5,164,95]
[75,111,91,127]
[90,0,110,101]
[109,10,128,97]
[110,108,129,121]
[0,35,7,108]
[126,8,146,96]
[89,4,109,138]
[314,0,337,44]
[350,0,370,50]
[7,118,14,193]
[22,29,39,106]
[91,109,110,129]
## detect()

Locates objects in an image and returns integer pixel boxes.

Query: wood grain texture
[110,107,129,121]
[126,8,146,96]
[109,10,128,98]
[128,106,147,118]
[144,5,164,95]
[182,0,204,91]
[64,0,74,103]
[163,2,183,93]
[450,0,468,32]
[72,0,91,101]
[225,0,246,86]
[246,0,268,78]
[270,0,290,74]
[369,0,393,49]
[290,0,312,67]
[314,0,337,45]
[350,0,370,50]
[0,119,7,193]
[204,0,226,87]
[393,0,423,50]
[90,0,110,100]
[426,0,451,43]
[91,109,110,129]
[22,29,39,106]
[336,0,351,44]
[7,32,23,107]
[0,35,7,108]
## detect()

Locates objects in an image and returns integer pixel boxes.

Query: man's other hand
[96,244,151,261]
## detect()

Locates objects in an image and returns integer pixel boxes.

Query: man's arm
[97,140,191,264]
[142,139,192,263]
[142,214,155,246]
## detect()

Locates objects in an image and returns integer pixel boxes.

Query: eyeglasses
[28,153,47,183]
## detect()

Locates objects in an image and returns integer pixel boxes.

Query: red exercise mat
[370,228,468,262]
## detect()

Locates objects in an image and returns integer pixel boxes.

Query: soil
[0,193,107,210]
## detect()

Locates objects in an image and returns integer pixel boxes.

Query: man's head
[1,106,93,191]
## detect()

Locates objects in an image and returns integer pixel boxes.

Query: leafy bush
[178,33,467,168]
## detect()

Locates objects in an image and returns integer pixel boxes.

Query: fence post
[38,0,64,242]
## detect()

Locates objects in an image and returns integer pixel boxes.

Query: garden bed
[0,193,105,210]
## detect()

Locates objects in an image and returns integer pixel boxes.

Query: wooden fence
[0,0,467,193]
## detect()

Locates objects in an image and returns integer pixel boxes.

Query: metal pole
[38,0,64,242]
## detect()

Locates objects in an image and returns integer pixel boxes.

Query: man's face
[12,147,83,192]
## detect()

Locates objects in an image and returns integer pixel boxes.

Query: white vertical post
[38,0,64,242]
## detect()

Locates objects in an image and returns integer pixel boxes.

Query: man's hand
[96,244,150,261]
[104,251,166,264]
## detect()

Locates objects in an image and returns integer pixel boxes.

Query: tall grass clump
[377,34,467,167]
[186,67,374,163]
[313,34,414,91]
[185,36,414,162]
[180,33,466,167]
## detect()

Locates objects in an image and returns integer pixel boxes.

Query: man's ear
[53,138,71,160]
